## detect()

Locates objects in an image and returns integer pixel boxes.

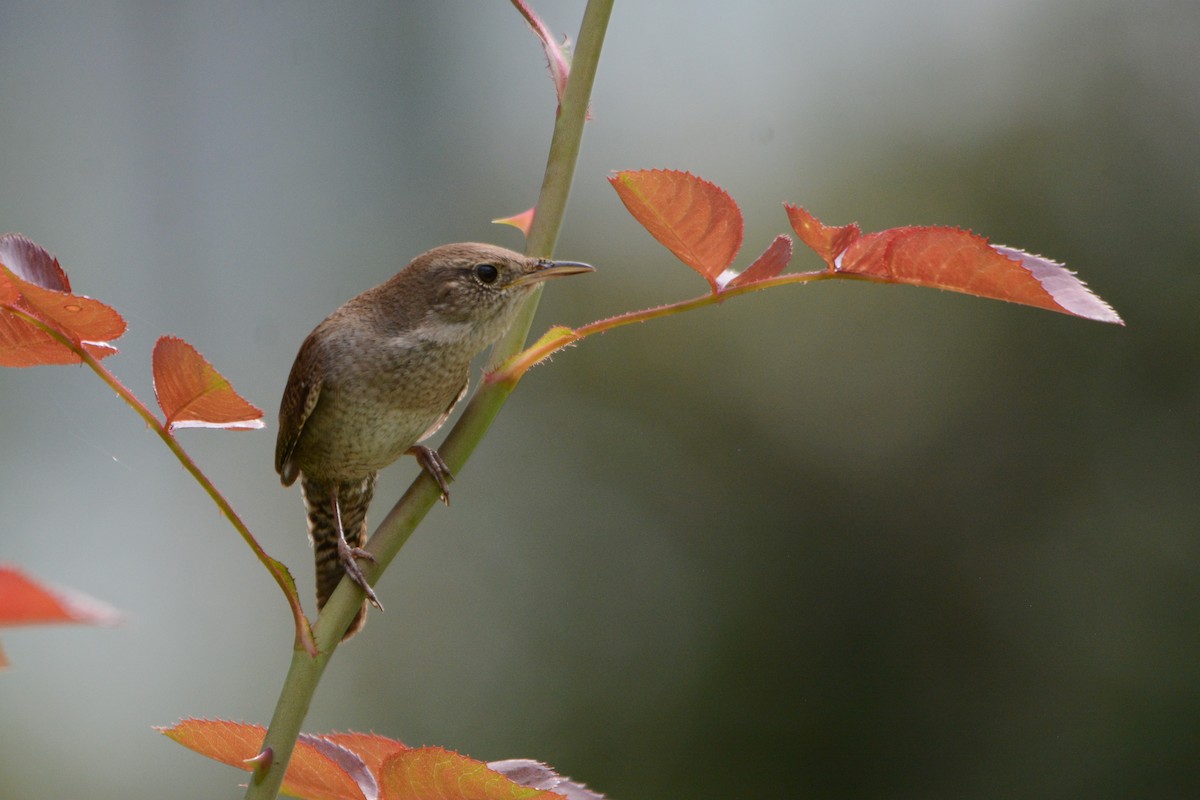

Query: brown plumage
[275,243,592,639]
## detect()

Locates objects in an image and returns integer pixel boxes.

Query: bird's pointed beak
[510,257,595,287]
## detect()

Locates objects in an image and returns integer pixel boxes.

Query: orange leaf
[152,336,265,431]
[492,207,536,239]
[725,235,793,289]
[838,227,1122,324]
[161,722,601,800]
[610,169,743,292]
[159,721,372,800]
[784,204,861,270]
[486,759,603,800]
[0,233,72,292]
[0,233,126,367]
[379,747,564,800]
[324,731,410,777]
[293,734,378,800]
[0,564,122,628]
[990,245,1123,324]
[0,313,120,367]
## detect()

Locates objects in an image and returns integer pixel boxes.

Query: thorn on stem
[245,746,273,782]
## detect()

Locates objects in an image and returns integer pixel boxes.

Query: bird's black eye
[473,263,500,284]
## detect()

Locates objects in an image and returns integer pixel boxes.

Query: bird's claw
[409,445,453,505]
[337,536,383,611]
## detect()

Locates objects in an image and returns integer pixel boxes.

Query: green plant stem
[0,303,316,655]
[496,0,613,362]
[241,3,612,798]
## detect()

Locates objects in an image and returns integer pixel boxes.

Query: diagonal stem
[242,2,613,798]
[0,303,316,655]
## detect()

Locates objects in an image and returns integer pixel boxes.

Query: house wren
[275,242,593,639]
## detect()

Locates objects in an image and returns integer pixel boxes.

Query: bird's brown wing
[275,335,324,486]
[416,376,469,444]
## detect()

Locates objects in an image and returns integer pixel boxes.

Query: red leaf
[152,336,265,431]
[838,227,1123,324]
[610,169,743,292]
[379,747,564,800]
[0,234,127,367]
[0,565,122,628]
[784,204,861,269]
[0,563,120,671]
[725,235,793,289]
[159,721,370,800]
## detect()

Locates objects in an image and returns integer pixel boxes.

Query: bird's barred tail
[300,472,377,640]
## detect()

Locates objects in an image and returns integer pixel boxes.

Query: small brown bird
[275,243,593,639]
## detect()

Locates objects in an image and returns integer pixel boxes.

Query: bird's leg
[408,445,453,505]
[331,489,383,611]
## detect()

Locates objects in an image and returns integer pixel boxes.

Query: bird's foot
[337,535,383,611]
[408,445,453,505]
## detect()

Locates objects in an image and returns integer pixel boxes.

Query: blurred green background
[1,2,1197,798]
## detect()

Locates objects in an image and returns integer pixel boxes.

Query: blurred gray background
[1,2,1197,798]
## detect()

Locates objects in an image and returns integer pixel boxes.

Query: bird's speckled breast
[290,331,475,481]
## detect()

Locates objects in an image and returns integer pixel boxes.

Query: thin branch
[0,302,316,656]
[488,269,881,384]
